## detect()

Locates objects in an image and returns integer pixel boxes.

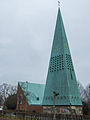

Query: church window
[70,69,73,80]
[18,94,23,104]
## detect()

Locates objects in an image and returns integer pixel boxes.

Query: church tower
[42,7,82,114]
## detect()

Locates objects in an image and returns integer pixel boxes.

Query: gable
[19,82,45,105]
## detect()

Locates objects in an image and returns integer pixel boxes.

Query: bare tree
[0,83,17,102]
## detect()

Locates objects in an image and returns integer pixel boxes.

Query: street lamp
[53,91,59,120]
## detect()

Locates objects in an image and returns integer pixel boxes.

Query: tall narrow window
[70,69,73,80]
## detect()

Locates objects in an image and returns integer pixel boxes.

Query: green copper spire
[42,8,82,106]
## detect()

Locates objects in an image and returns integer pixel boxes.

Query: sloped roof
[42,8,82,106]
[19,82,45,105]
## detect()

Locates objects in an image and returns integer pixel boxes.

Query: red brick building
[16,82,45,113]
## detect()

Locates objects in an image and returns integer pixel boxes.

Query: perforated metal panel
[66,54,74,71]
[49,54,64,72]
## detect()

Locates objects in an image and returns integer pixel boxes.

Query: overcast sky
[0,0,90,88]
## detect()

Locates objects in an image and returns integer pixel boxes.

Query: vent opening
[66,54,74,71]
[49,54,64,72]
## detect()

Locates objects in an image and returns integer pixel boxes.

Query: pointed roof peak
[58,1,60,8]
[42,6,82,106]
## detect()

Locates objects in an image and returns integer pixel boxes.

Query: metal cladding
[42,8,82,106]
[19,82,45,105]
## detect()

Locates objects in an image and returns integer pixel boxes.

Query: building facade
[16,82,45,113]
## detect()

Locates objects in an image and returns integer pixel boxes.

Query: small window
[51,96,53,100]
[70,69,73,80]
[46,97,47,100]
[37,97,39,101]
[57,96,59,100]
[48,96,50,100]
[61,96,63,99]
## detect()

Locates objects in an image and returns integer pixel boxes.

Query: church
[16,6,82,115]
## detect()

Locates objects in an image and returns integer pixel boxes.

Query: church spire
[42,7,82,106]
[58,1,60,7]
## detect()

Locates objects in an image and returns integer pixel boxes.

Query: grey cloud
[0,0,90,87]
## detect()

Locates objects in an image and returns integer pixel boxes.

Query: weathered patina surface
[42,8,82,106]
